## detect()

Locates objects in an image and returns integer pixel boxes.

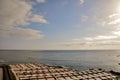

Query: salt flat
[9,63,117,80]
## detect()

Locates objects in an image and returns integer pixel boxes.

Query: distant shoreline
[0,49,120,51]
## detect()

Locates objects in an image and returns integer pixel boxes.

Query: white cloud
[108,13,120,25]
[108,18,120,25]
[0,0,32,26]
[72,39,81,41]
[36,0,45,3]
[0,0,47,40]
[81,12,120,48]
[109,13,119,18]
[54,36,120,50]
[84,37,94,41]
[0,27,44,40]
[72,35,119,47]
[94,35,118,40]
[81,15,88,22]
[84,35,118,41]
[30,14,47,23]
[113,31,120,36]
[79,0,85,5]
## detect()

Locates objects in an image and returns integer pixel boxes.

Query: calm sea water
[0,50,120,71]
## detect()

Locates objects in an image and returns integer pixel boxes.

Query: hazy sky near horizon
[0,0,120,50]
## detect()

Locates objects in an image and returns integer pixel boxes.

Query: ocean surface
[0,50,120,72]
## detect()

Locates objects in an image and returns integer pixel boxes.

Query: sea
[0,50,120,72]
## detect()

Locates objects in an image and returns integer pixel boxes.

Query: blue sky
[0,0,120,50]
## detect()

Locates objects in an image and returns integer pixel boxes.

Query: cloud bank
[79,0,85,5]
[0,0,47,40]
[36,0,46,3]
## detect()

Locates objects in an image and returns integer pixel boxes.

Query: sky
[0,0,120,50]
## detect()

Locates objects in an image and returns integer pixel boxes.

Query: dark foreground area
[1,64,15,80]
[0,63,120,80]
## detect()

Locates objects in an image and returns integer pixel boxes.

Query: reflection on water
[0,50,120,71]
